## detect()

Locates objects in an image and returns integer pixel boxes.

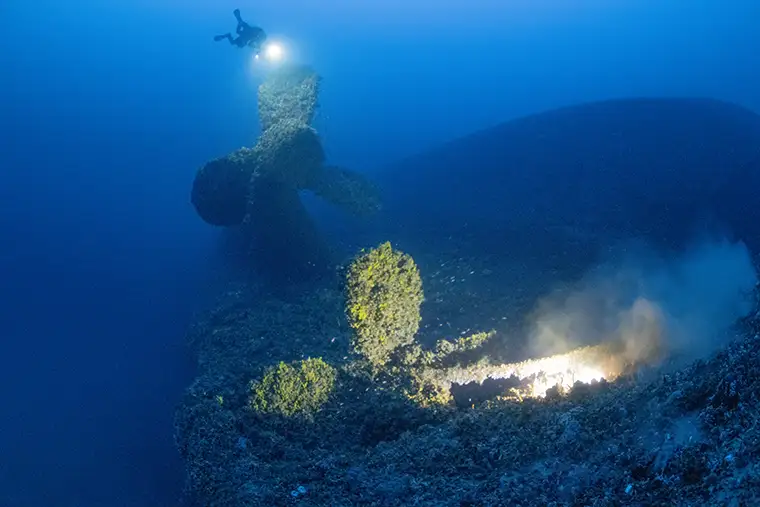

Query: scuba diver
[214,9,267,52]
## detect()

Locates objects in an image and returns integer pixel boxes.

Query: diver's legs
[234,9,250,34]
[214,33,234,43]
[232,36,247,48]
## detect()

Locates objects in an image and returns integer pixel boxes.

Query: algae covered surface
[182,64,760,506]
[175,241,760,506]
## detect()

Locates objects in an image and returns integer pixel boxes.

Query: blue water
[1,1,758,505]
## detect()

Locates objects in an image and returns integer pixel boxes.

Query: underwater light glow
[469,345,616,398]
[263,41,285,61]
[520,353,608,398]
[425,341,633,401]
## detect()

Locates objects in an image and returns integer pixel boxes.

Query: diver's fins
[214,34,227,42]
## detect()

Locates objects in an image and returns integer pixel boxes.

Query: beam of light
[420,341,642,401]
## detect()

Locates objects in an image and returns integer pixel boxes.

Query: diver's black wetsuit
[214,9,266,49]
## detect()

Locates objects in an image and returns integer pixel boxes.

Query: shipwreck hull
[373,98,760,257]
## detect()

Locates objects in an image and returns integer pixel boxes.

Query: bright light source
[263,42,285,62]
[419,342,627,402]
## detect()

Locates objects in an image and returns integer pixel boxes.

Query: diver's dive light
[255,41,285,63]
[263,42,284,61]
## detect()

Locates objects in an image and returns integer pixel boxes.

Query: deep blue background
[1,1,758,505]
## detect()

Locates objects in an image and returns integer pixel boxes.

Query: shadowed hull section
[245,179,333,285]
[375,97,760,257]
